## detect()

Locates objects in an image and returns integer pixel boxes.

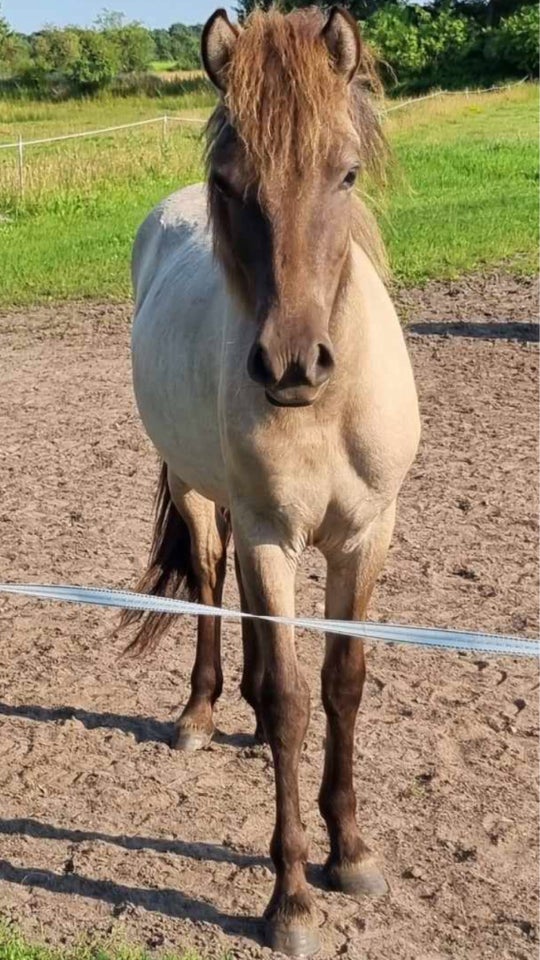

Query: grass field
[0,83,537,306]
[0,925,228,960]
[149,61,178,72]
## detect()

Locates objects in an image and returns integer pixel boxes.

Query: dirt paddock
[0,273,538,960]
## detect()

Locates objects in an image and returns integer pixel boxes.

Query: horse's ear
[201,9,240,92]
[321,6,361,83]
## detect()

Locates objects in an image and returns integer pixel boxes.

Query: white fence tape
[384,76,528,113]
[0,582,538,658]
[0,77,529,152]
[0,114,204,151]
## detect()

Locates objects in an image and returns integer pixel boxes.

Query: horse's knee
[261,671,310,742]
[321,649,365,721]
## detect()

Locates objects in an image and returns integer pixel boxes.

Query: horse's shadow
[0,816,327,943]
[0,854,260,940]
[0,700,253,748]
[0,702,330,938]
[0,816,265,942]
[408,320,539,342]
[0,816,271,869]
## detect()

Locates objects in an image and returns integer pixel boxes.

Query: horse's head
[203,6,384,407]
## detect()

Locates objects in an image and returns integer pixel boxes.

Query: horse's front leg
[319,503,396,897]
[234,527,318,958]
[235,551,266,742]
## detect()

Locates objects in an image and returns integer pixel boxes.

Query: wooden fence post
[17,135,25,198]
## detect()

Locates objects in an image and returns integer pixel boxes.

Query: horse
[122,6,420,955]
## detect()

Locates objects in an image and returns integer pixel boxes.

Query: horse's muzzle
[264,385,322,407]
[247,334,335,407]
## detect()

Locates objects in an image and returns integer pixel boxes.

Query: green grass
[0,924,231,960]
[149,61,178,72]
[0,84,537,306]
[382,86,539,283]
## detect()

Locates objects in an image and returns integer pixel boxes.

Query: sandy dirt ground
[0,273,538,960]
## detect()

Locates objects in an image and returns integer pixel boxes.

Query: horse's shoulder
[158,183,209,233]
[132,184,213,308]
[135,184,208,254]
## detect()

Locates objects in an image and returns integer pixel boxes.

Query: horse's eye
[213,173,235,199]
[342,168,358,189]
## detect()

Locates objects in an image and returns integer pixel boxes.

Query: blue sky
[3,1,236,33]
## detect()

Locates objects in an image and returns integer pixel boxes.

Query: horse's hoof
[265,919,320,957]
[326,857,388,898]
[173,725,213,752]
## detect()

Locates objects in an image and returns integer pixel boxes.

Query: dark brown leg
[170,484,229,751]
[234,532,318,958]
[319,505,396,896]
[235,552,266,742]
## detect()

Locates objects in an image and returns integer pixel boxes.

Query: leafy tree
[365,3,473,80]
[94,9,126,30]
[111,23,155,72]
[489,3,539,73]
[66,29,120,90]
[31,27,81,73]
[0,3,27,74]
[235,0,388,20]
[428,0,537,25]
[151,28,173,61]
[169,23,200,69]
[0,3,9,51]
[92,12,155,73]
[3,0,537,96]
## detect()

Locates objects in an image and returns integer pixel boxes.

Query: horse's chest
[315,440,399,544]
[229,415,413,552]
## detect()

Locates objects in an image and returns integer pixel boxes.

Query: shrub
[364,1,537,91]
[0,5,30,77]
[66,30,120,91]
[110,23,156,73]
[364,6,427,78]
[489,5,539,75]
[31,28,80,73]
[169,24,201,70]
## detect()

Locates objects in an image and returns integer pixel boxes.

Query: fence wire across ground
[0,583,538,658]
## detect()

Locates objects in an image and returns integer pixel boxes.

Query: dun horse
[124,6,420,955]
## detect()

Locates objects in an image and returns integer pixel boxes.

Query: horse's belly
[132,305,228,507]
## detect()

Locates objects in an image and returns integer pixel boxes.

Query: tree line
[0,9,204,92]
[0,1,537,97]
[237,0,538,89]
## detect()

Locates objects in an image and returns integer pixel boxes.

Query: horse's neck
[324,240,420,492]
[331,241,390,358]
[329,239,414,406]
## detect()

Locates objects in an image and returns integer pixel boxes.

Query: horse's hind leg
[169,477,230,751]
[319,503,396,897]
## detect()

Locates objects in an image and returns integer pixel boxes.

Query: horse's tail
[120,462,198,657]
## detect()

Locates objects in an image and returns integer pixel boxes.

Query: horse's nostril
[248,342,276,387]
[315,342,335,382]
[317,343,335,371]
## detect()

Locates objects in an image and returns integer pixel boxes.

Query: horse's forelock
[225,8,334,184]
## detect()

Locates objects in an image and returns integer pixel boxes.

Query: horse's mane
[206,6,388,277]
